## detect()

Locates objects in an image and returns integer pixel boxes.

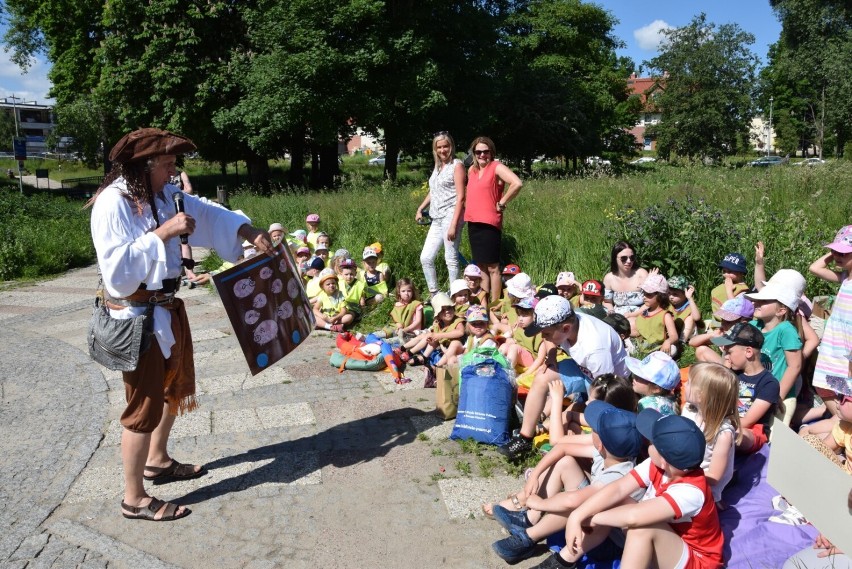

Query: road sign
[13,137,27,161]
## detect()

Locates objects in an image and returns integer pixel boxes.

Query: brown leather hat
[109,128,196,163]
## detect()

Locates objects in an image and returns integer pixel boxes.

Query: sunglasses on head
[433,130,449,137]
[619,255,635,263]
[474,149,491,156]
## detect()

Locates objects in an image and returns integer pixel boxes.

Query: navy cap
[636,409,705,471]
[718,252,747,273]
[584,401,642,458]
[309,257,325,271]
[535,283,559,299]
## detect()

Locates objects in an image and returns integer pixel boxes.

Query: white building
[749,116,777,154]
[0,99,56,157]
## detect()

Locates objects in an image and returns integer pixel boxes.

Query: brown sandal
[143,460,206,485]
[121,497,190,521]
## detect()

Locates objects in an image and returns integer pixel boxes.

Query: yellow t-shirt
[711,282,749,317]
[831,420,852,473]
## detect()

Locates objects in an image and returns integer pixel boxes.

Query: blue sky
[594,0,783,73]
[0,1,783,105]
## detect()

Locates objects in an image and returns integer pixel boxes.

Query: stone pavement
[0,264,551,569]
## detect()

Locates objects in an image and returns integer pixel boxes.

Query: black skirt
[467,222,502,265]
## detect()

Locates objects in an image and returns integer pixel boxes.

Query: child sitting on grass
[501,295,543,375]
[561,411,722,569]
[305,213,321,248]
[556,271,581,307]
[312,269,352,332]
[711,322,779,454]
[361,246,387,304]
[667,275,703,341]
[447,305,496,366]
[449,279,472,317]
[401,293,465,368]
[489,401,645,566]
[692,296,754,364]
[745,269,806,425]
[464,264,488,306]
[634,271,679,357]
[681,363,740,503]
[337,258,366,317]
[379,278,423,342]
[627,351,681,415]
[303,257,326,299]
[576,279,607,320]
[711,252,750,323]
[491,272,535,332]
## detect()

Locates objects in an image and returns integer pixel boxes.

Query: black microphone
[173,192,188,245]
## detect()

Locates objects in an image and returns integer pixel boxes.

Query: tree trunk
[310,147,320,188]
[383,125,399,182]
[288,126,306,187]
[245,152,270,193]
[317,142,339,188]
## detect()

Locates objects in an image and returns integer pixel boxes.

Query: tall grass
[231,162,852,313]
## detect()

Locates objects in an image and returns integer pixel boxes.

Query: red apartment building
[626,73,665,151]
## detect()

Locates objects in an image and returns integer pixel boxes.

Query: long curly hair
[86,158,157,215]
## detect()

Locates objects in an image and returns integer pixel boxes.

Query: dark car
[747,156,784,167]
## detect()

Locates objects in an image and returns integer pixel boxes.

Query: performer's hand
[239,224,276,257]
[156,212,195,242]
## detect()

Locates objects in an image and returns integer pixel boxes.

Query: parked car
[585,156,611,167]
[368,154,386,166]
[747,156,784,167]
[629,157,656,165]
[793,157,825,166]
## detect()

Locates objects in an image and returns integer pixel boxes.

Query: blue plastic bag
[450,357,513,446]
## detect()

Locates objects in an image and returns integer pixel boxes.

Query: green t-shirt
[752,319,803,398]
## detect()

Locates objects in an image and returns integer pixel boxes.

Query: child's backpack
[450,354,513,446]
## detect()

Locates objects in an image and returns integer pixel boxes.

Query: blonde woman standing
[416,132,466,298]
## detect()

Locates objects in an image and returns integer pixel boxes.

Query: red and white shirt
[630,458,723,569]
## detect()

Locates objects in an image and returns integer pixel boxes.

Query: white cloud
[0,50,54,104]
[634,20,671,51]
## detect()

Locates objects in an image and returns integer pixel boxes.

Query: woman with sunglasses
[602,241,649,333]
[463,136,523,303]
[416,132,466,299]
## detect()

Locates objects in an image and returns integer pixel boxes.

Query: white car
[630,157,656,165]
[368,154,386,166]
[585,156,611,167]
[793,158,825,166]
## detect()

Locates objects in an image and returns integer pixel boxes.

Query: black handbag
[87,295,154,372]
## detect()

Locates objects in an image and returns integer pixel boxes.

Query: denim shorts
[556,358,590,402]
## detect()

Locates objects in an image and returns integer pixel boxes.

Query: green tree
[0,111,16,151]
[647,14,759,162]
[45,95,106,167]
[761,0,851,157]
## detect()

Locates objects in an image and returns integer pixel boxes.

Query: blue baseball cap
[636,409,706,471]
[718,252,747,273]
[584,401,642,459]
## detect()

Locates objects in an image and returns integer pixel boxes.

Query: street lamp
[767,96,774,156]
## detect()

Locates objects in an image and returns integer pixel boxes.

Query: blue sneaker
[492,504,532,532]
[492,527,537,564]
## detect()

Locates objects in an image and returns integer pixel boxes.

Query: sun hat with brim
[306,213,320,223]
[290,230,307,240]
[318,268,337,285]
[711,321,764,349]
[465,305,489,322]
[430,292,454,313]
[314,243,329,252]
[625,352,680,391]
[584,401,642,459]
[449,279,471,297]
[637,409,705,470]
[745,269,805,311]
[268,223,285,233]
[109,128,196,163]
[506,273,535,298]
[639,273,668,295]
[825,225,852,254]
[712,296,754,321]
[525,295,573,337]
